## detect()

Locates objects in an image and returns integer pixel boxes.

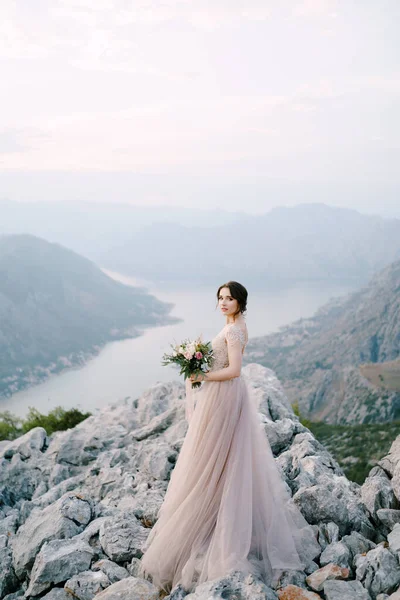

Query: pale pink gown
[138,323,320,593]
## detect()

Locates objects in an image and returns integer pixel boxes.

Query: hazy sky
[0,1,399,215]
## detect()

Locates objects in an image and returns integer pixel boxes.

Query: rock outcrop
[244,259,400,424]
[1,363,400,599]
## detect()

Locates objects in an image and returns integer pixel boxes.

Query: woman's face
[218,287,239,318]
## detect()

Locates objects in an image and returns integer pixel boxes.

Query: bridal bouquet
[161,336,214,388]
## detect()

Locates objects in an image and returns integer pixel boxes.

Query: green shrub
[291,402,400,484]
[0,406,92,441]
[0,410,23,441]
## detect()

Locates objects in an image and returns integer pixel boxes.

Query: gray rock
[0,453,48,505]
[341,531,377,563]
[99,514,149,562]
[131,439,177,481]
[324,579,372,599]
[127,557,142,578]
[293,475,373,537]
[3,592,25,600]
[387,523,400,555]
[0,545,19,598]
[136,381,186,425]
[165,583,188,600]
[11,492,93,578]
[64,569,111,599]
[379,437,400,478]
[31,474,87,509]
[318,522,340,550]
[304,561,320,575]
[263,418,303,455]
[0,512,19,539]
[118,483,165,525]
[377,509,400,530]
[320,541,352,569]
[242,364,295,421]
[25,537,94,596]
[0,365,386,598]
[94,576,159,599]
[355,545,400,598]
[130,406,178,441]
[49,424,122,467]
[184,570,278,599]
[392,462,400,505]
[361,472,398,519]
[1,427,48,460]
[92,558,130,583]
[48,463,71,486]
[41,588,77,599]
[277,434,345,496]
[276,569,306,589]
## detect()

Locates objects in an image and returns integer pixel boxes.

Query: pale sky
[0,0,399,215]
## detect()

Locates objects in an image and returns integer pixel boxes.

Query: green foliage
[291,401,300,417]
[0,406,92,441]
[291,402,400,484]
[0,410,23,441]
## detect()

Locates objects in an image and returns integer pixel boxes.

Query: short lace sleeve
[225,325,246,348]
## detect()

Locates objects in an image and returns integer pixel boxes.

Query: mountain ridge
[0,233,178,399]
[244,259,400,424]
[1,364,399,598]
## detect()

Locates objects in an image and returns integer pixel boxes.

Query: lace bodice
[209,323,248,372]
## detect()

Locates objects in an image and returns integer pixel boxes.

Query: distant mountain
[0,234,179,399]
[0,199,244,263]
[244,259,400,424]
[98,203,400,288]
[1,200,400,289]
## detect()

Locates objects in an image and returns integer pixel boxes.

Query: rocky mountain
[98,203,400,288]
[1,363,400,599]
[0,234,179,399]
[244,259,400,424]
[2,200,400,289]
[0,199,244,266]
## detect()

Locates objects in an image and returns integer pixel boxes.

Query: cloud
[0,129,27,154]
[292,0,338,18]
[0,0,398,191]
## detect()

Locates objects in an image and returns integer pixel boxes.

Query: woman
[138,281,320,594]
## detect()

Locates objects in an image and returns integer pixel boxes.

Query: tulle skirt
[138,375,320,594]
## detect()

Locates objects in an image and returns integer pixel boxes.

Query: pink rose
[195,351,203,359]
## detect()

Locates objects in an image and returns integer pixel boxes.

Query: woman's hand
[189,372,205,383]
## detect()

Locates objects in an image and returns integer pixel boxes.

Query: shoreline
[0,316,181,405]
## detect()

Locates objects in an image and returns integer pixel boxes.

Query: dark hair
[216,281,248,319]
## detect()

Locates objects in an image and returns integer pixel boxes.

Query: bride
[138,281,320,594]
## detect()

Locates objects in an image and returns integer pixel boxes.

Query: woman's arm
[192,336,243,382]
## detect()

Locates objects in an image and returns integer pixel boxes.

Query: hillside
[0,234,179,399]
[2,200,400,289]
[0,199,243,263]
[244,259,400,424]
[0,364,399,599]
[98,203,400,287]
